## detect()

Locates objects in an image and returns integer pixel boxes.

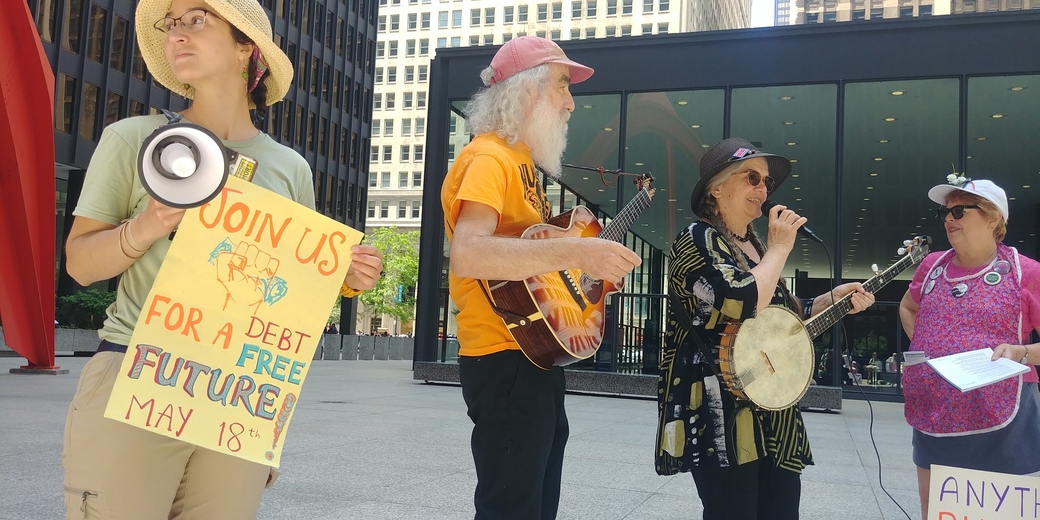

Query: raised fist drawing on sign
[215,241,283,314]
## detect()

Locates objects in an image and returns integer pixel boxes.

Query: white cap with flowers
[135,0,293,107]
[927,173,1009,223]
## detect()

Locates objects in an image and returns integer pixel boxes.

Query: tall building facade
[776,0,792,24]
[796,0,1038,23]
[367,0,751,234]
[27,0,378,333]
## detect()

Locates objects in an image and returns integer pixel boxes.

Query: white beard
[523,95,569,180]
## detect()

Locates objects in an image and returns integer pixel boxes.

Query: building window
[452,9,462,27]
[55,74,77,134]
[451,36,461,47]
[379,201,389,218]
[418,65,428,82]
[486,7,495,23]
[110,16,129,72]
[35,0,59,43]
[86,5,107,63]
[399,172,409,188]
[417,91,427,109]
[552,2,563,19]
[572,1,582,18]
[401,145,411,161]
[380,171,391,188]
[369,172,378,188]
[899,6,913,16]
[823,11,837,21]
[537,3,548,20]
[104,92,122,127]
[367,202,376,218]
[375,67,384,84]
[402,119,411,136]
[437,37,447,48]
[869,7,882,18]
[471,8,481,25]
[853,9,865,19]
[659,0,669,12]
[398,202,408,219]
[374,93,382,110]
[919,4,932,15]
[378,14,386,31]
[587,1,598,16]
[388,40,398,57]
[412,171,422,187]
[405,65,415,82]
[420,38,430,55]
[414,145,424,162]
[406,39,416,56]
[505,5,515,22]
[641,23,652,34]
[63,0,83,54]
[438,10,448,28]
[383,145,393,162]
[79,82,100,140]
[622,0,632,14]
[371,119,380,136]
[643,0,653,13]
[384,118,394,136]
[620,25,631,36]
[518,5,529,21]
[806,12,819,22]
[448,143,456,160]
[658,22,668,33]
[404,92,413,108]
[606,26,616,36]
[411,201,421,218]
[371,145,380,163]
[571,28,581,39]
[416,118,425,135]
[421,12,431,29]
[386,93,396,110]
[607,0,617,15]
[408,13,418,29]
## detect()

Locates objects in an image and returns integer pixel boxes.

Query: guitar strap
[477,279,538,329]
[668,294,721,378]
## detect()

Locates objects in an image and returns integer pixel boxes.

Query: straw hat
[135,0,293,106]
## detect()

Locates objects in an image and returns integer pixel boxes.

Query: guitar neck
[599,188,653,243]
[802,253,918,339]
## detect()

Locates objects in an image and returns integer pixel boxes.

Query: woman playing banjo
[654,138,875,520]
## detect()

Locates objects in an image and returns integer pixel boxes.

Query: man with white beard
[441,36,642,520]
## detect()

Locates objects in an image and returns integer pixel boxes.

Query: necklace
[732,233,750,243]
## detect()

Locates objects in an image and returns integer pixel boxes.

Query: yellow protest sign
[104,177,363,467]
[929,464,1040,520]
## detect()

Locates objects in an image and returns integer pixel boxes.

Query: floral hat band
[927,173,1009,223]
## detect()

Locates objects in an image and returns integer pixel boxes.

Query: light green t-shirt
[73,114,315,345]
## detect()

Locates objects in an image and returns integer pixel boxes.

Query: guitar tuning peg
[897,247,907,255]
[871,263,880,275]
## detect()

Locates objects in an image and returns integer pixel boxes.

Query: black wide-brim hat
[690,137,792,217]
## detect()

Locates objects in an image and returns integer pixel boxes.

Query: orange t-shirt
[441,133,552,357]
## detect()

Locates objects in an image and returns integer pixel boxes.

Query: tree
[358,226,420,328]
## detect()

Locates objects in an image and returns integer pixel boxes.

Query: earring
[242,66,248,81]
[182,83,190,94]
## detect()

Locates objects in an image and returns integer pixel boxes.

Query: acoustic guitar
[484,175,655,369]
[716,235,931,410]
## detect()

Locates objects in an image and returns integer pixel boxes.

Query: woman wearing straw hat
[61,0,382,517]
[900,176,1040,520]
[655,138,874,520]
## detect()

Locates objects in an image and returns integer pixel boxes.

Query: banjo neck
[802,251,920,340]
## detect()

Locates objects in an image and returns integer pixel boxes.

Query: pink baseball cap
[486,36,594,86]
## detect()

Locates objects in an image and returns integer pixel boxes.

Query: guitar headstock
[636,173,655,198]
[898,235,932,264]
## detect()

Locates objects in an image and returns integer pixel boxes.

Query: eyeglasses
[743,170,776,192]
[935,204,980,220]
[154,9,215,34]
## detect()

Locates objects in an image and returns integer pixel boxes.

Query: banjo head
[728,306,815,410]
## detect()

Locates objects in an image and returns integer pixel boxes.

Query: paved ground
[0,357,920,519]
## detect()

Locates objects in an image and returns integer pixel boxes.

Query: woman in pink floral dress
[899,177,1040,519]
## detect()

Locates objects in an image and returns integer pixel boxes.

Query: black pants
[459,350,568,520]
[690,459,801,520]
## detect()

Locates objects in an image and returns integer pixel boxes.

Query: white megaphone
[138,123,231,208]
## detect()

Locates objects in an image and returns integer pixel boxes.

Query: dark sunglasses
[935,204,980,220]
[743,170,776,192]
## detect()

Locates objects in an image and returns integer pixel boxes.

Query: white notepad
[926,347,1030,392]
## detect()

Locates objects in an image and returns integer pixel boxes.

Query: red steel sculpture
[0,1,58,369]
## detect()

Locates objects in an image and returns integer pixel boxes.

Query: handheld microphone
[761,200,824,244]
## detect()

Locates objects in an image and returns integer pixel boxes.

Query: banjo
[716,235,931,410]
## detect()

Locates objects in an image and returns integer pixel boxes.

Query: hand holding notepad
[926,347,1029,392]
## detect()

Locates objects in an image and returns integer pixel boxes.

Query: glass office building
[416,12,1040,398]
[28,0,378,332]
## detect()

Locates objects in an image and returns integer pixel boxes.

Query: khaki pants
[62,352,277,520]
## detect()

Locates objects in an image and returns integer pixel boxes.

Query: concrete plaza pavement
[0,356,920,519]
